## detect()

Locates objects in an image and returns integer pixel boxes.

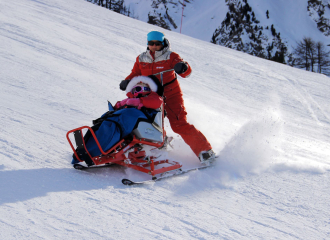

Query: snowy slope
[1,0,330,239]
[247,0,330,51]
[124,0,228,42]
[124,0,330,52]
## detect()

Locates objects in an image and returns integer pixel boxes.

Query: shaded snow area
[1,0,330,239]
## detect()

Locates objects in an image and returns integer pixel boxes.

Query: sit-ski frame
[66,69,182,178]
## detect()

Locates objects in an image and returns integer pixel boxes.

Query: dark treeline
[85,0,330,76]
[86,0,136,18]
[292,37,330,75]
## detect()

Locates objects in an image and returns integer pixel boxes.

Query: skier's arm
[140,92,163,109]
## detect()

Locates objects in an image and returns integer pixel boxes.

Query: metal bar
[151,163,182,175]
[152,68,174,76]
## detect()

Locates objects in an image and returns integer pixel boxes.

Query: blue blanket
[72,108,153,165]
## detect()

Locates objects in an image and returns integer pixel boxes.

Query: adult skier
[120,31,215,162]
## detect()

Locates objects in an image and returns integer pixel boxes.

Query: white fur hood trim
[125,76,158,93]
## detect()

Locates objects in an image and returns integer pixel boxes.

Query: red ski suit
[125,41,212,156]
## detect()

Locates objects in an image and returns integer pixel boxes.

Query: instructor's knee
[170,120,192,133]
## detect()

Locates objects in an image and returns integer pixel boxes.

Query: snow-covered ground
[0,0,330,239]
[124,0,330,53]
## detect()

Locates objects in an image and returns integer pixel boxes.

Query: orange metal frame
[66,112,182,177]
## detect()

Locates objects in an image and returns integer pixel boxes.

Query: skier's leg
[165,95,212,157]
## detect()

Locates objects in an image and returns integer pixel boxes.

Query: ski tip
[122,179,135,185]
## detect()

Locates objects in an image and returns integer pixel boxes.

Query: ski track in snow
[284,75,330,126]
[0,0,330,239]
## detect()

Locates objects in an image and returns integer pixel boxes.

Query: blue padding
[108,101,114,111]
[85,108,149,157]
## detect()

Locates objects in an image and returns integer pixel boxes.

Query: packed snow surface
[0,0,330,239]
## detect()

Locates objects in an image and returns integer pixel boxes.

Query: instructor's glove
[174,62,188,74]
[119,79,130,91]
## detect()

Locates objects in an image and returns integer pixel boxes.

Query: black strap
[163,78,177,88]
[73,130,94,166]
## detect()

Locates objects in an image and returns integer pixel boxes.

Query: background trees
[84,0,330,76]
[293,37,330,75]
[316,41,330,73]
[86,0,134,17]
